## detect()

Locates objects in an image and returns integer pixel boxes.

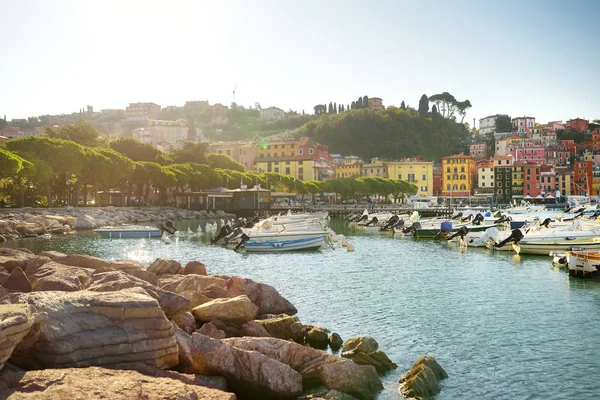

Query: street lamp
[66,178,72,207]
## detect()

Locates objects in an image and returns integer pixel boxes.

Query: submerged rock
[341,336,379,358]
[353,350,397,374]
[399,355,448,400]
[329,333,343,351]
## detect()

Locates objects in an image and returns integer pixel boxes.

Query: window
[267,153,271,158]
[447,175,451,181]
[491,182,494,187]
[499,182,502,187]
[398,174,402,179]
[267,145,271,149]
[505,189,510,194]
[527,184,530,190]
[408,173,415,182]
[446,167,450,173]
[447,184,451,191]
[274,153,278,158]
[421,186,427,192]
[460,184,466,191]
[226,149,231,156]
[291,152,295,157]
[422,174,426,181]
[285,167,290,175]
[461,167,465,172]
[274,167,279,173]
[298,161,303,165]
[497,189,503,195]
[309,149,314,155]
[482,182,485,187]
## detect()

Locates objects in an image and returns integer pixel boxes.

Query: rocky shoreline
[0,249,446,400]
[0,207,236,241]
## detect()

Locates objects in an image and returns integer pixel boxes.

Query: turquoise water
[3,218,600,400]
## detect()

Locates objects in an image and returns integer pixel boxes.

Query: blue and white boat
[94,225,162,238]
[244,234,327,252]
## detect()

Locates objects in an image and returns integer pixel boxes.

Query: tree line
[0,121,418,207]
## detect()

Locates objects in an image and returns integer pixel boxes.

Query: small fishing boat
[94,225,162,238]
[566,250,600,277]
[243,234,327,252]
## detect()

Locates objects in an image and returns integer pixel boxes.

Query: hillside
[294,107,471,160]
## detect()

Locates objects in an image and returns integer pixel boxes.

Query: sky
[1,0,599,127]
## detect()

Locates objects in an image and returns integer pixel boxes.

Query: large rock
[197,322,227,339]
[0,251,39,273]
[168,274,228,294]
[25,261,93,292]
[2,268,31,293]
[305,325,329,347]
[224,337,341,381]
[203,284,229,299]
[226,276,297,315]
[8,288,179,369]
[190,333,303,398]
[41,253,111,271]
[0,366,236,400]
[172,311,197,334]
[180,289,215,309]
[184,261,207,275]
[317,361,383,400]
[352,350,397,374]
[147,258,183,276]
[398,356,448,400]
[341,336,379,358]
[73,216,97,230]
[241,320,271,337]
[87,270,190,318]
[191,295,258,325]
[14,221,46,236]
[329,333,343,351]
[0,304,42,371]
[256,315,304,343]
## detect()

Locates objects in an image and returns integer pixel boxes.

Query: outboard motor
[446,226,470,241]
[394,219,405,230]
[435,221,453,239]
[494,229,525,248]
[591,210,600,219]
[223,227,243,244]
[460,214,473,223]
[452,212,463,220]
[472,213,484,226]
[402,222,421,234]
[244,220,255,229]
[365,216,379,227]
[494,214,511,224]
[540,218,552,229]
[211,224,233,244]
[233,233,250,251]
[381,215,399,230]
[163,220,177,235]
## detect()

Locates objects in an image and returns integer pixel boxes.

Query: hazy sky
[1,0,599,126]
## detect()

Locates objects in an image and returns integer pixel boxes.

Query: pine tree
[357,97,363,109]
[334,102,337,114]
[418,94,429,115]
[328,102,333,114]
[400,101,406,110]
[363,95,368,108]
[351,101,356,110]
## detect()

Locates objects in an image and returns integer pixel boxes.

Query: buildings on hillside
[125,102,161,123]
[469,142,488,159]
[387,159,434,196]
[259,107,286,121]
[441,154,477,197]
[132,119,206,151]
[479,115,499,135]
[368,97,383,110]
[512,116,536,135]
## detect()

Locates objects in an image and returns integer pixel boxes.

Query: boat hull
[244,235,325,252]
[496,241,600,255]
[94,227,162,238]
[416,224,494,239]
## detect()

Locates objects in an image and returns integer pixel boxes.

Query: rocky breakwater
[0,207,236,241]
[0,248,394,399]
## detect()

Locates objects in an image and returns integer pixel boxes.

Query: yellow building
[441,154,476,196]
[511,162,525,199]
[335,163,363,179]
[362,158,388,178]
[256,137,304,160]
[386,159,434,196]
[556,167,572,197]
[254,158,319,181]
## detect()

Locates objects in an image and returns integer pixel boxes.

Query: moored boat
[94,225,162,238]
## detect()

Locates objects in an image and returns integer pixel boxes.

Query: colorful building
[335,162,363,179]
[132,119,205,151]
[441,154,476,197]
[592,133,600,151]
[475,159,494,198]
[545,144,572,166]
[254,158,319,181]
[125,102,161,123]
[514,144,545,163]
[433,165,442,197]
[493,155,514,203]
[555,168,572,198]
[368,97,383,110]
[479,115,499,135]
[386,159,434,196]
[469,142,488,159]
[511,162,525,200]
[540,166,556,196]
[512,116,536,135]
[522,163,541,197]
[362,158,388,178]
[566,118,589,133]
[209,141,258,171]
[593,166,600,196]
[573,160,593,196]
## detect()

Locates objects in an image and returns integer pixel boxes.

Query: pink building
[540,166,556,196]
[545,144,572,166]
[541,121,565,134]
[512,116,536,135]
[522,163,542,197]
[469,141,488,159]
[566,118,589,133]
[208,141,257,171]
[513,144,545,163]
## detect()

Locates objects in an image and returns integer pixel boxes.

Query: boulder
[255,315,304,343]
[398,356,448,400]
[341,336,379,358]
[42,253,111,271]
[37,250,67,259]
[352,350,397,374]
[207,320,244,338]
[109,259,144,271]
[73,216,97,230]
[0,304,42,371]
[224,337,341,381]
[0,366,236,400]
[2,267,32,293]
[87,270,190,318]
[106,361,228,391]
[173,327,197,374]
[191,333,303,398]
[226,276,297,315]
[184,261,207,275]
[0,252,39,272]
[124,268,159,286]
[170,274,227,294]
[8,288,179,370]
[329,333,343,351]
[241,320,271,337]
[197,322,227,339]
[147,258,183,276]
[306,325,329,346]
[317,361,383,400]
[26,261,94,292]
[180,290,215,309]
[191,295,258,325]
[172,311,197,334]
[203,284,229,299]
[0,286,8,300]
[14,221,46,236]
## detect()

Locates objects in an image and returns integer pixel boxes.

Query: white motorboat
[565,250,600,277]
[94,225,162,238]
